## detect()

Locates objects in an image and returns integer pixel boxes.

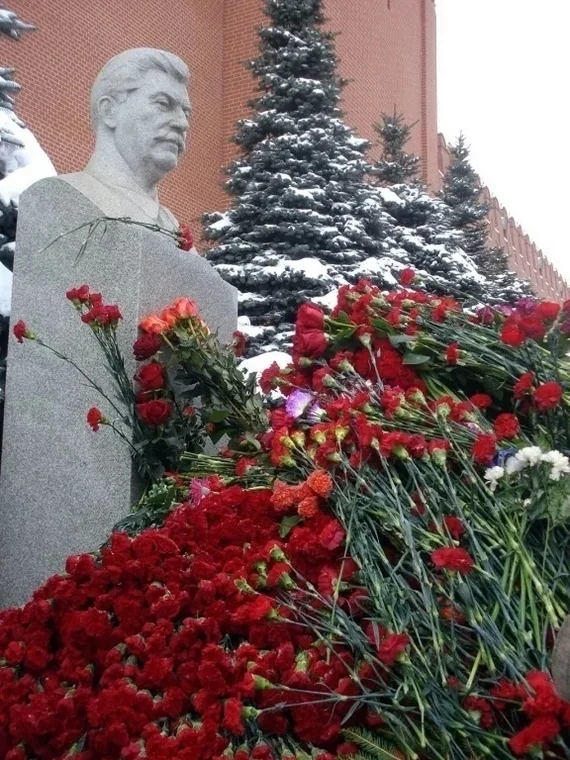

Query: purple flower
[307,402,326,424]
[190,478,211,506]
[285,390,314,420]
[515,297,538,315]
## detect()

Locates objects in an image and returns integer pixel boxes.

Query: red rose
[493,412,520,440]
[470,393,493,409]
[137,399,173,426]
[536,301,560,321]
[87,406,104,431]
[445,342,460,365]
[232,330,246,357]
[177,223,194,251]
[135,361,166,391]
[500,321,525,347]
[378,632,410,666]
[514,371,535,399]
[400,267,416,287]
[293,328,328,359]
[297,302,325,332]
[13,319,30,343]
[431,547,474,575]
[534,381,563,411]
[133,333,162,361]
[471,433,497,464]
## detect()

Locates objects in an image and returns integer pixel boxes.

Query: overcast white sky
[436,0,570,280]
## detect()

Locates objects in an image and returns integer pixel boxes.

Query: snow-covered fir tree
[370,111,420,185]
[204,0,397,355]
[440,133,508,277]
[367,113,532,305]
[206,1,532,358]
[0,5,55,445]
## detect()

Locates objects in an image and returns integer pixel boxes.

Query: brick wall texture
[3,0,565,299]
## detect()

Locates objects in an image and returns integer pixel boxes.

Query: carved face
[110,69,191,184]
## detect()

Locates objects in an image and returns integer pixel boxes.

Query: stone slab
[0,177,237,608]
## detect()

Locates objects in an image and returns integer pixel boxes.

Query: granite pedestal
[0,177,237,608]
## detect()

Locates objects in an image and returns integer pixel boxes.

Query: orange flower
[170,297,199,320]
[298,495,320,518]
[158,308,178,328]
[306,470,333,498]
[271,480,301,512]
[138,314,171,335]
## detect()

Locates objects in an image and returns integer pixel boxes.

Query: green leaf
[279,514,302,538]
[206,409,231,423]
[402,352,431,366]
[388,334,417,348]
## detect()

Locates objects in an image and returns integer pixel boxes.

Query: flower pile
[4,273,570,759]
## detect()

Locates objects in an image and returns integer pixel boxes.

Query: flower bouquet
[3,271,570,760]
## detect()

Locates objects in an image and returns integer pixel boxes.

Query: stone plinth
[0,177,237,608]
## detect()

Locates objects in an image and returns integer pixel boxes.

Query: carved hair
[90,48,189,129]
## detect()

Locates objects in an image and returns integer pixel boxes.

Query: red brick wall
[13,0,560,298]
[219,0,439,188]
[3,0,228,227]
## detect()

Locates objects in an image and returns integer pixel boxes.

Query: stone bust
[61,47,191,232]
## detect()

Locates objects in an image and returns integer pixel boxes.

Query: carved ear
[97,96,118,129]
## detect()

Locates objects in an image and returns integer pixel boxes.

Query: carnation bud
[297,357,313,368]
[234,578,255,594]
[431,448,448,467]
[251,675,274,691]
[269,545,287,562]
[291,430,306,448]
[358,332,372,348]
[334,425,350,442]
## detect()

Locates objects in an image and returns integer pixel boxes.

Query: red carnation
[133,333,162,361]
[378,632,411,666]
[536,301,560,321]
[431,547,474,575]
[534,381,563,411]
[509,716,561,756]
[87,406,105,431]
[400,267,416,287]
[470,393,493,409]
[260,361,285,393]
[493,413,520,440]
[471,433,497,464]
[445,342,460,365]
[500,321,525,347]
[443,516,465,539]
[135,361,166,391]
[223,698,245,736]
[13,319,32,343]
[177,223,194,251]
[66,284,90,303]
[137,399,172,426]
[514,371,535,399]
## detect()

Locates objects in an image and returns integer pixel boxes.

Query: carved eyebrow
[153,91,191,116]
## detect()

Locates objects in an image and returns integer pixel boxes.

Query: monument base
[0,177,237,608]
